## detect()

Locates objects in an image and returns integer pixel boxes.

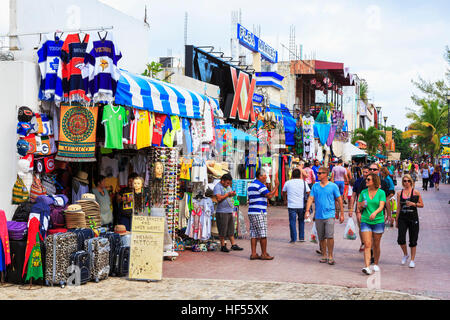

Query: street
[163,180,450,300]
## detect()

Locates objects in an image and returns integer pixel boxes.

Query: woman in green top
[357,173,386,275]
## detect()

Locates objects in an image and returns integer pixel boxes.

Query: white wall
[170,73,220,101]
[342,86,357,133]
[0,60,40,220]
[12,0,150,74]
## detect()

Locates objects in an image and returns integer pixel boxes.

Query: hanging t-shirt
[83,32,122,103]
[191,158,208,184]
[55,33,90,103]
[152,113,167,146]
[102,104,127,150]
[136,110,151,150]
[122,106,135,145]
[101,156,119,177]
[180,159,193,180]
[181,118,193,154]
[37,33,64,101]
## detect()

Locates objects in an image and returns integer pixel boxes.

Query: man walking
[247,169,279,260]
[312,159,321,181]
[213,174,244,253]
[282,169,310,243]
[331,159,348,197]
[305,168,344,265]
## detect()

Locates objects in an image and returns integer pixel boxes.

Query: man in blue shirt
[312,159,321,181]
[305,167,344,265]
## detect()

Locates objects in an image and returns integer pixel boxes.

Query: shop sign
[228,67,256,123]
[237,23,278,64]
[253,93,264,103]
[440,135,450,146]
[129,216,164,281]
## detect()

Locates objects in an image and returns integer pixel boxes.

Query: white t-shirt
[282,179,310,209]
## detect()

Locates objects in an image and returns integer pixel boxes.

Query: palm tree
[351,126,385,156]
[402,99,448,160]
[359,80,369,105]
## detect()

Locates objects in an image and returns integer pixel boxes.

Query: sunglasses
[366,178,372,181]
[403,180,412,183]
[369,168,378,171]
[318,172,327,175]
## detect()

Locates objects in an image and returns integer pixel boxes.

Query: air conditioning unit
[159,57,174,68]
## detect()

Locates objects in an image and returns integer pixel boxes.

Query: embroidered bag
[12,175,29,204]
[30,174,47,202]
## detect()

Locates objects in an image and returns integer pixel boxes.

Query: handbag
[30,174,47,202]
[12,175,29,204]
[211,214,219,236]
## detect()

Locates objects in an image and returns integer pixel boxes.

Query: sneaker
[298,239,305,242]
[362,267,372,275]
[372,265,380,272]
[409,260,415,268]
[289,240,295,243]
[231,244,243,251]
[221,246,230,253]
[401,255,409,265]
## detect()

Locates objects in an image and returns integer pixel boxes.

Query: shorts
[315,218,335,241]
[248,214,268,239]
[216,212,235,238]
[335,181,345,195]
[360,222,385,234]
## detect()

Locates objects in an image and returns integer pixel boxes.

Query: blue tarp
[215,124,258,142]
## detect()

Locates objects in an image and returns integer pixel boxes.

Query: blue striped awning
[115,69,212,119]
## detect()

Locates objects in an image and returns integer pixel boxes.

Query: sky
[1,0,449,130]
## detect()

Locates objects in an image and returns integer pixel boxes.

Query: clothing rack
[3,26,114,38]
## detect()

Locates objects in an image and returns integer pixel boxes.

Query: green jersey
[102,104,128,150]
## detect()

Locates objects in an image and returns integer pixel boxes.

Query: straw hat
[207,161,229,179]
[114,225,131,235]
[65,204,83,213]
[73,171,89,184]
[64,204,86,228]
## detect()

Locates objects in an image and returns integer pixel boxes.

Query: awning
[216,124,258,142]
[115,69,213,119]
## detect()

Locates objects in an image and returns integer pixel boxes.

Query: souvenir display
[37,33,64,101]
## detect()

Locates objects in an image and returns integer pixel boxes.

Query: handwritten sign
[129,216,164,281]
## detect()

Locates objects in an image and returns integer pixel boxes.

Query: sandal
[319,258,328,263]
[359,244,365,252]
[328,259,335,265]
[260,254,274,260]
[316,250,323,255]
[249,254,260,260]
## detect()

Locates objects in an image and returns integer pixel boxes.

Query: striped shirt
[247,179,269,215]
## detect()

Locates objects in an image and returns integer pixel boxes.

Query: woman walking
[396,174,424,268]
[357,173,386,275]
[420,164,430,191]
[432,165,441,191]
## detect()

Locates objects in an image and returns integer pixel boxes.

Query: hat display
[206,161,229,179]
[17,139,30,157]
[77,193,102,227]
[64,204,86,229]
[18,106,34,122]
[114,224,130,235]
[73,171,89,185]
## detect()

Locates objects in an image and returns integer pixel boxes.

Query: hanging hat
[114,225,131,235]
[206,161,229,179]
[18,106,34,122]
[73,171,89,184]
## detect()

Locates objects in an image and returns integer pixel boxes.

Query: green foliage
[142,61,163,79]
[359,80,369,105]
[351,126,385,156]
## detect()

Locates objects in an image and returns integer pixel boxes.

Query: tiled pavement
[163,180,450,300]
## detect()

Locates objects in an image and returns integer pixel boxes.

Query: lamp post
[376,106,381,129]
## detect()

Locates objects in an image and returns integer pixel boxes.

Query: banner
[56,105,98,162]
[129,215,164,281]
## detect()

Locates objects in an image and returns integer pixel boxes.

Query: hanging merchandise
[30,174,47,202]
[22,217,44,281]
[303,115,315,160]
[0,210,11,269]
[56,105,98,162]
[12,175,30,205]
[37,33,64,101]
[83,31,122,103]
[152,113,171,147]
[122,106,136,145]
[135,109,152,150]
[181,118,193,155]
[102,104,128,150]
[55,33,90,103]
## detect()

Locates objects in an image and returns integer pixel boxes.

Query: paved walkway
[163,180,450,300]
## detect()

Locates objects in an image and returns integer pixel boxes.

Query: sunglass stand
[148,147,180,261]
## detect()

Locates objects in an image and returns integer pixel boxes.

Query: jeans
[335,181,345,196]
[422,178,429,190]
[288,208,305,241]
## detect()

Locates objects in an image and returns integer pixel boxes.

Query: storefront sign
[129,216,164,281]
[253,93,264,103]
[440,135,450,146]
[228,67,256,123]
[237,23,278,64]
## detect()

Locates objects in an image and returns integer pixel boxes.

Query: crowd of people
[213,158,431,276]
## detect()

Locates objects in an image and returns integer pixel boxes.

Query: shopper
[282,169,310,243]
[305,168,344,265]
[343,163,353,204]
[357,173,386,275]
[247,169,279,260]
[331,159,348,196]
[93,175,113,228]
[349,165,370,252]
[213,174,243,252]
[432,165,441,191]
[420,164,430,191]
[429,164,435,188]
[312,159,321,181]
[396,174,424,268]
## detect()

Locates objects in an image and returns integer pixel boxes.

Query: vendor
[93,175,113,229]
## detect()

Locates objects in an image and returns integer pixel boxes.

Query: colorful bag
[12,175,29,204]
[41,175,56,195]
[30,174,47,202]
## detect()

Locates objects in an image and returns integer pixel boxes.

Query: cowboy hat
[64,204,84,213]
[73,171,89,184]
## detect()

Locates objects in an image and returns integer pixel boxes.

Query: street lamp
[383,116,388,131]
[376,106,381,129]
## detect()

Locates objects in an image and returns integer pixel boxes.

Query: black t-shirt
[356,177,390,197]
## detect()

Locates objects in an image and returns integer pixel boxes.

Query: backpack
[49,204,67,229]
[12,201,34,222]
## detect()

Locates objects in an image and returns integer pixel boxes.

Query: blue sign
[440,135,450,145]
[252,93,264,103]
[237,24,278,64]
